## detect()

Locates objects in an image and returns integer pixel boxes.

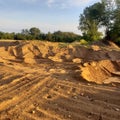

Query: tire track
[0,77,56,115]
[0,74,44,96]
[6,79,57,119]
[0,75,51,112]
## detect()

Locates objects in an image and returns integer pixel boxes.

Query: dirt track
[0,40,120,120]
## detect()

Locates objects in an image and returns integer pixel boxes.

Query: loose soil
[0,40,120,120]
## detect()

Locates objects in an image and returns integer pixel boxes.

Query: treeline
[79,0,120,45]
[0,27,81,43]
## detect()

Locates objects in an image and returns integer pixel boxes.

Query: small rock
[58,86,61,89]
[80,93,84,96]
[49,69,55,72]
[114,108,119,111]
[73,96,77,99]
[83,62,89,67]
[86,96,94,101]
[60,69,66,73]
[68,115,71,118]
[87,83,91,86]
[112,83,116,87]
[32,110,35,114]
[87,115,92,118]
[91,62,97,67]
[67,91,70,94]
[72,58,82,63]
[55,103,58,106]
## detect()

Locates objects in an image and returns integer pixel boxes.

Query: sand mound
[0,40,120,84]
[81,60,120,84]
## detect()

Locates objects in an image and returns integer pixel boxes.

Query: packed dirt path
[0,40,120,120]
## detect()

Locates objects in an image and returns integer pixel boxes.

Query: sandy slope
[0,40,120,120]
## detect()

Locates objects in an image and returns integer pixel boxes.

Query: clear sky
[0,0,101,34]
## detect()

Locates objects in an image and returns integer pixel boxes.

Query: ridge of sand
[0,40,120,84]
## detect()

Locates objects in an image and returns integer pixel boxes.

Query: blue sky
[0,0,101,34]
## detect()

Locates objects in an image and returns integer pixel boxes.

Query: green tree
[52,31,80,43]
[101,0,116,33]
[78,2,104,41]
[100,0,120,43]
[0,32,15,40]
[0,32,4,39]
[110,0,120,43]
[14,33,26,40]
[29,27,41,39]
[46,32,52,41]
[21,29,29,35]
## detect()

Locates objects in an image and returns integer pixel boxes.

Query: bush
[79,39,88,45]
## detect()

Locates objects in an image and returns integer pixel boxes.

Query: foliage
[101,0,115,30]
[78,2,104,41]
[52,31,81,43]
[0,32,15,39]
[103,0,120,44]
[0,28,81,43]
[79,39,88,45]
[78,0,120,45]
[29,27,41,38]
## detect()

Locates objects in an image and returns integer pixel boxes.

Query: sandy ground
[0,40,120,120]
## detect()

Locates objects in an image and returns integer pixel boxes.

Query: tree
[21,29,29,35]
[0,32,4,39]
[114,0,120,30]
[14,33,26,40]
[78,2,104,41]
[101,0,116,32]
[46,32,52,41]
[0,32,15,39]
[100,0,120,43]
[109,0,120,43]
[29,27,41,39]
[52,31,80,43]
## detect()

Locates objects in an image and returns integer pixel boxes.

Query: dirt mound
[0,40,120,84]
[81,60,120,84]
